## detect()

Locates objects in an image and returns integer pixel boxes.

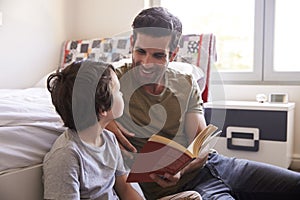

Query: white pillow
[33,70,56,88]
[168,62,205,92]
[168,61,204,81]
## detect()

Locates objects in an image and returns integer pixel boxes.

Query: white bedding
[0,88,65,173]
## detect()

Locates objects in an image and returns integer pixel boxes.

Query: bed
[0,87,65,200]
[0,33,216,200]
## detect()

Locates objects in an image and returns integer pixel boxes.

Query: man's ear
[130,35,134,50]
[170,46,179,62]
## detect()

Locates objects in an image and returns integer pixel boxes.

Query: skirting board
[290,154,300,171]
[0,164,43,200]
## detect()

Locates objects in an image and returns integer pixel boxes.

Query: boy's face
[131,33,174,86]
[109,70,124,119]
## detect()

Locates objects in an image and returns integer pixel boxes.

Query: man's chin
[133,73,156,86]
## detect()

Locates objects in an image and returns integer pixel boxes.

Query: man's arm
[106,120,137,156]
[181,112,208,174]
[150,112,208,188]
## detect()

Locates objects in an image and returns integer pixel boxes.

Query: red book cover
[126,124,219,182]
[126,140,194,182]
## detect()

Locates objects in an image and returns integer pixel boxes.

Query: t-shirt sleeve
[43,148,81,200]
[115,146,128,177]
[115,64,128,79]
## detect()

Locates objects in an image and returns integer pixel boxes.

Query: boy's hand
[106,120,137,158]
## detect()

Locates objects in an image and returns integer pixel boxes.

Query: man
[108,6,300,200]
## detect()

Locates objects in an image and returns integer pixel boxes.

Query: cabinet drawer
[204,108,287,141]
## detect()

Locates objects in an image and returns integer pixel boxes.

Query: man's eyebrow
[134,46,143,50]
[133,46,167,56]
[153,52,167,57]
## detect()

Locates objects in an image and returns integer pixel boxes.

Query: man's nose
[142,54,154,66]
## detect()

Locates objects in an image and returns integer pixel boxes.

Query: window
[152,0,300,84]
[264,0,300,82]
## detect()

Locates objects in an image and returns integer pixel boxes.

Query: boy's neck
[78,123,103,147]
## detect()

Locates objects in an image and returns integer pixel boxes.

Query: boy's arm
[114,174,144,200]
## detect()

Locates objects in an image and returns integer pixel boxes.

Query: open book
[126,124,221,182]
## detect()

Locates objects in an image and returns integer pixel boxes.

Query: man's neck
[143,83,165,95]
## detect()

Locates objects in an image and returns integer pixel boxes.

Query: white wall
[0,0,68,88]
[0,0,144,88]
[65,0,144,40]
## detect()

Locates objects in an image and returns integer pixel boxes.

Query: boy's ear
[99,110,108,117]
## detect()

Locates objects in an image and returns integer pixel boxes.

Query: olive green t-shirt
[115,63,204,199]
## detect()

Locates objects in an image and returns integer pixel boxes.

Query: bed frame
[0,164,43,200]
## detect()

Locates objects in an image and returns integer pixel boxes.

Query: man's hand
[106,120,137,158]
[149,172,181,188]
[150,152,208,188]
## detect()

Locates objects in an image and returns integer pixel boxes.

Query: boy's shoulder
[44,130,79,162]
[103,129,118,145]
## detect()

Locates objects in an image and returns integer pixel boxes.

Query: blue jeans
[182,152,300,200]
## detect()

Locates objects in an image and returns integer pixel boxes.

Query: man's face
[131,33,172,86]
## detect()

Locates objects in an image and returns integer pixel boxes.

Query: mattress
[0,88,65,173]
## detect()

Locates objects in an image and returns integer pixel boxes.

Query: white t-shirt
[43,129,127,200]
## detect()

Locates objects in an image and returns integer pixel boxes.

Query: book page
[186,124,218,156]
[198,129,221,157]
[149,134,194,158]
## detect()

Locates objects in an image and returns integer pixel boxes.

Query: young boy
[43,60,143,199]
[43,60,201,200]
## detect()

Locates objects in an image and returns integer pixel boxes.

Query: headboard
[60,34,216,102]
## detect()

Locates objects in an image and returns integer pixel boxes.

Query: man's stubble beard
[131,61,168,87]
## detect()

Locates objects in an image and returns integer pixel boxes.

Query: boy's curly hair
[47,60,114,131]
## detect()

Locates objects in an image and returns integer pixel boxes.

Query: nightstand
[204,100,295,168]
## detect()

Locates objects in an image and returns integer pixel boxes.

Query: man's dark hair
[47,60,114,131]
[132,7,182,52]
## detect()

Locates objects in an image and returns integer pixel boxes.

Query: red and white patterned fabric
[60,36,131,68]
[175,34,217,102]
[59,34,216,102]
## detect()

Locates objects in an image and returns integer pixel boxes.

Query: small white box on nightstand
[204,101,295,168]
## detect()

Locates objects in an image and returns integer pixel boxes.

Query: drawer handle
[226,126,259,152]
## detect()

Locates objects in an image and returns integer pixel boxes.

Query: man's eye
[135,48,146,54]
[154,53,166,59]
